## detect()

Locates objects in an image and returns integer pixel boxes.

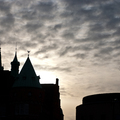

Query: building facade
[76,93,120,120]
[0,49,64,120]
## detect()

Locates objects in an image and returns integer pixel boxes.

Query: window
[15,104,29,115]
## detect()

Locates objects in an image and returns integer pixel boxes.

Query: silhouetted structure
[0,49,63,120]
[76,93,120,120]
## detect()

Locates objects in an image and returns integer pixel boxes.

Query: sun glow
[36,71,57,84]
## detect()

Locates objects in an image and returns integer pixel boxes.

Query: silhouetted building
[76,93,120,120]
[0,49,63,120]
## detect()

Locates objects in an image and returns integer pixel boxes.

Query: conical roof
[11,51,20,69]
[11,52,19,63]
[13,56,42,88]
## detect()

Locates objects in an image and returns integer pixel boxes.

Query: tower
[11,51,20,77]
[9,55,44,120]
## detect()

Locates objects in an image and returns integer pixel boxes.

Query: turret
[11,51,20,77]
[12,55,42,88]
[10,55,43,119]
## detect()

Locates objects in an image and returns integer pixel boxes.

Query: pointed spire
[13,56,42,88]
[12,43,19,63]
[11,48,20,77]
[12,51,19,63]
[0,45,3,71]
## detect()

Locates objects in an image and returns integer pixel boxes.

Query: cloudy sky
[1,0,120,120]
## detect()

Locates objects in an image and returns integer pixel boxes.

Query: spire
[13,56,42,88]
[12,51,19,63]
[11,49,20,77]
[12,43,19,63]
[0,46,3,71]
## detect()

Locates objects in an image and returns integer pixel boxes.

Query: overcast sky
[1,0,120,120]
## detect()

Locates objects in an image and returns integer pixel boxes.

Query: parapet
[83,93,120,104]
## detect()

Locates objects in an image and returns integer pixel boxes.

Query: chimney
[56,78,59,86]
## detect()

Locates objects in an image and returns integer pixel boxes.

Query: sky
[1,0,120,120]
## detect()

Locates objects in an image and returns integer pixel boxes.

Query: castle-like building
[0,49,64,120]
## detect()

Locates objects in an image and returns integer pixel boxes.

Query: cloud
[59,46,72,56]
[0,13,15,29]
[60,0,120,56]
[73,53,86,59]
[34,1,57,13]
[25,23,43,33]
[1,0,120,71]
[34,64,71,73]
[0,0,120,83]
[0,1,11,13]
[0,1,15,33]
[60,87,79,97]
[21,1,57,22]
[86,80,120,94]
[53,24,62,31]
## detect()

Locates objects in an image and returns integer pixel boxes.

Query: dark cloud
[53,24,62,31]
[1,0,120,69]
[0,1,11,13]
[0,1,14,32]
[22,10,37,20]
[34,43,58,55]
[60,0,120,44]
[62,32,75,40]
[73,53,86,59]
[99,47,113,55]
[60,87,78,97]
[58,44,94,57]
[34,64,71,73]
[60,87,67,96]
[0,0,120,67]
[59,46,72,56]
[0,13,15,29]
[34,1,57,13]
[22,1,58,21]
[25,23,43,33]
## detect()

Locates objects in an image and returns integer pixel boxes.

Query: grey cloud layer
[1,0,120,71]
